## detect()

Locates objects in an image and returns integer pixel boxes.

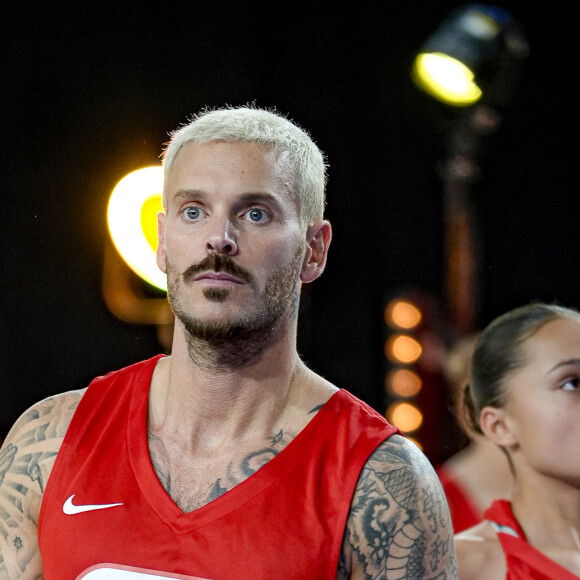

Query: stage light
[107,166,166,291]
[386,368,423,398]
[385,334,423,364]
[385,298,422,330]
[412,4,523,107]
[386,402,424,433]
[413,53,481,106]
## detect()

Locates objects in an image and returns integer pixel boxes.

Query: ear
[300,219,332,284]
[480,406,518,449]
[156,210,167,274]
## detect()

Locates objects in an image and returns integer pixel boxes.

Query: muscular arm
[339,434,458,580]
[0,390,83,579]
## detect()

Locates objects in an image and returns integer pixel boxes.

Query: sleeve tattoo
[340,435,458,580]
[0,391,82,579]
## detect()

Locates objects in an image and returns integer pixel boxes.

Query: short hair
[161,105,327,228]
[463,302,580,435]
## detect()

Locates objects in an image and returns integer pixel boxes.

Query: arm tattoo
[341,435,458,579]
[0,391,82,579]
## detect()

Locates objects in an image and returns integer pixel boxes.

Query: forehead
[165,141,295,203]
[521,316,580,368]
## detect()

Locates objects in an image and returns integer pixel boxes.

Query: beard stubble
[165,248,304,366]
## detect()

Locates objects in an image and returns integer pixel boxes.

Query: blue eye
[185,207,201,221]
[245,208,268,223]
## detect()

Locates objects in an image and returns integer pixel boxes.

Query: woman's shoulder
[455,519,506,580]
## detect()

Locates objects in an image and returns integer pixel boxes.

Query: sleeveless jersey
[485,500,580,579]
[38,355,398,580]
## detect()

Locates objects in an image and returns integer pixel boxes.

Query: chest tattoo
[147,428,295,512]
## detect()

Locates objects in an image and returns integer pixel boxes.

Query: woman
[437,334,513,532]
[455,303,580,579]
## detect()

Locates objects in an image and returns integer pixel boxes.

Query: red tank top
[485,500,580,579]
[39,356,398,579]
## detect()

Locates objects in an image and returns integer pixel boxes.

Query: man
[0,106,457,579]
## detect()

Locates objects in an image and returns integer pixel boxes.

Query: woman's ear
[480,406,518,449]
[300,220,332,284]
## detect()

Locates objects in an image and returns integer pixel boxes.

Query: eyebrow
[237,191,284,210]
[548,358,580,373]
[172,189,207,202]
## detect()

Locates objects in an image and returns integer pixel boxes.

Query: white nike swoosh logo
[63,494,124,515]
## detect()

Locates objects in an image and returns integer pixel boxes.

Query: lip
[193,272,244,285]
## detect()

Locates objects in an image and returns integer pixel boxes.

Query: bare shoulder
[1,387,86,467]
[455,520,505,580]
[0,388,86,579]
[339,434,458,579]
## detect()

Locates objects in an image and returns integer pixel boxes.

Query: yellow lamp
[411,4,518,107]
[412,53,482,106]
[107,166,166,291]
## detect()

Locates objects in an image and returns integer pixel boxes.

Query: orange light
[386,402,423,433]
[386,368,423,397]
[385,334,423,364]
[385,299,422,329]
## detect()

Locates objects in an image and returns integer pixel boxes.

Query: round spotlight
[386,368,423,397]
[385,298,423,329]
[413,53,482,106]
[386,402,423,433]
[107,166,166,291]
[385,334,423,364]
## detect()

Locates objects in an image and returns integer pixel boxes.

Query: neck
[149,318,305,443]
[444,438,514,511]
[511,473,580,549]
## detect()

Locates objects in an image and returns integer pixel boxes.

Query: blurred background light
[413,53,482,106]
[385,298,423,329]
[386,401,424,433]
[385,334,423,364]
[386,368,423,397]
[107,166,166,291]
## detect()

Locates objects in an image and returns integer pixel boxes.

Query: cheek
[517,403,574,459]
[163,231,201,266]
[250,234,302,265]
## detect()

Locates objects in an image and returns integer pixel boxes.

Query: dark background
[1,2,576,462]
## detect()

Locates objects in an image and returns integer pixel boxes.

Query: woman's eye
[244,208,268,223]
[184,207,203,221]
[561,377,579,391]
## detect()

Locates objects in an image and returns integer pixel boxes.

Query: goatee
[166,248,303,367]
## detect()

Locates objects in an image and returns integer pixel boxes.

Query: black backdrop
[1,2,577,461]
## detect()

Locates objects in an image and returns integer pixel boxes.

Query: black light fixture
[411,4,529,334]
[412,4,528,107]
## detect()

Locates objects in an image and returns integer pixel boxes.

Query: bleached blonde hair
[162,105,327,229]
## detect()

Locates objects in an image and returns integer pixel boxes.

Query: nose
[206,218,238,256]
